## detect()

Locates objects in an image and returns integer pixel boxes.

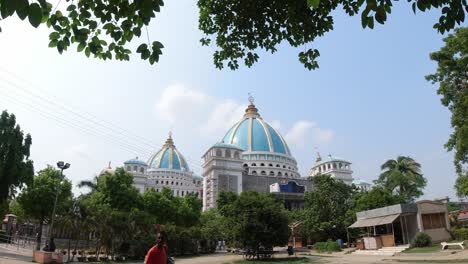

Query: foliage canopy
[304,174,354,241]
[426,27,468,176]
[374,156,426,203]
[0,0,465,69]
[218,191,290,249]
[0,110,34,203]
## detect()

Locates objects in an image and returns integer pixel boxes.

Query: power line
[0,70,206,172]
[0,88,154,157]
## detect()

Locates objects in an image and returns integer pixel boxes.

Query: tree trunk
[36,220,43,251]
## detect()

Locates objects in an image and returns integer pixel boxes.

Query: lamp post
[48,161,70,247]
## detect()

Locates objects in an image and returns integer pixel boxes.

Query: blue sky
[0,1,464,199]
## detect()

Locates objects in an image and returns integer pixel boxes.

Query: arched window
[216,149,222,157]
[339,163,343,169]
[126,166,131,171]
[176,182,179,185]
[260,163,265,166]
[269,163,273,167]
[182,191,185,196]
[156,189,159,192]
[225,149,231,158]
[166,181,169,185]
[276,164,280,168]
[140,167,144,173]
[278,172,282,176]
[285,173,289,177]
[333,163,337,169]
[252,163,257,166]
[156,180,159,184]
[269,171,275,176]
[261,171,266,175]
[283,165,286,168]
[288,166,291,169]
[234,151,240,159]
[133,166,137,171]
[252,171,257,175]
[243,164,248,168]
[177,190,179,196]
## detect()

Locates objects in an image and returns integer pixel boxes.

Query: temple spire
[164,131,175,146]
[244,93,260,118]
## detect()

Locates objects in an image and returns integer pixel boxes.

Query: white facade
[123,135,203,197]
[308,153,354,185]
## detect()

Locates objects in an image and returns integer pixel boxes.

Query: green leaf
[307,0,320,9]
[48,40,58,47]
[27,3,42,28]
[368,17,374,29]
[49,32,60,40]
[136,43,148,53]
[85,47,90,57]
[77,42,86,52]
[152,41,164,50]
[16,4,29,20]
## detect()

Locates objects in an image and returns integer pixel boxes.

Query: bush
[313,240,341,253]
[411,232,432,248]
[452,228,468,241]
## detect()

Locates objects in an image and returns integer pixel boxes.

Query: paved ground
[2,246,468,264]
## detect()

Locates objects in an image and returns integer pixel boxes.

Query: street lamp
[47,161,70,248]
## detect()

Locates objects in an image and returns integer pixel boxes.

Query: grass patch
[224,257,318,264]
[403,245,441,254]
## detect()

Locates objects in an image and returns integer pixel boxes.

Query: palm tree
[375,156,427,202]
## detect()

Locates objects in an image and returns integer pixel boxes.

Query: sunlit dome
[147,133,190,171]
[221,98,291,156]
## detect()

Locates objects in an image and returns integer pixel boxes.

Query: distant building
[353,179,372,192]
[308,153,354,185]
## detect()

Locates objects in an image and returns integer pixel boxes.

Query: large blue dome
[147,135,190,171]
[222,103,291,156]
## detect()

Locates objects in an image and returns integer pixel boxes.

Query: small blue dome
[221,105,291,156]
[212,142,244,150]
[192,174,203,180]
[147,135,190,171]
[124,158,147,166]
[353,179,371,185]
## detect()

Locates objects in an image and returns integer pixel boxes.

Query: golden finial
[165,131,174,146]
[244,93,260,118]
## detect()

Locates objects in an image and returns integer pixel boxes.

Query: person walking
[145,231,168,264]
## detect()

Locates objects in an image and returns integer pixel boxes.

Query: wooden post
[400,216,406,245]
[392,222,396,247]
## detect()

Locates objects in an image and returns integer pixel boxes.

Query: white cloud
[285,120,334,148]
[154,83,210,124]
[154,83,245,138]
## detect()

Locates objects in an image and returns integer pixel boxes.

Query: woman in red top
[145,231,167,264]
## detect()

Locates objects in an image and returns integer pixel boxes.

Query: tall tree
[17,165,73,250]
[455,172,468,198]
[0,0,465,69]
[304,174,354,241]
[426,27,468,176]
[218,191,290,251]
[352,186,405,212]
[374,156,426,202]
[0,110,34,203]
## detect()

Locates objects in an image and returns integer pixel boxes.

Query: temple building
[122,134,203,197]
[202,96,311,211]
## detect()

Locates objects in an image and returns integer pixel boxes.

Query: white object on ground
[441,241,465,250]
